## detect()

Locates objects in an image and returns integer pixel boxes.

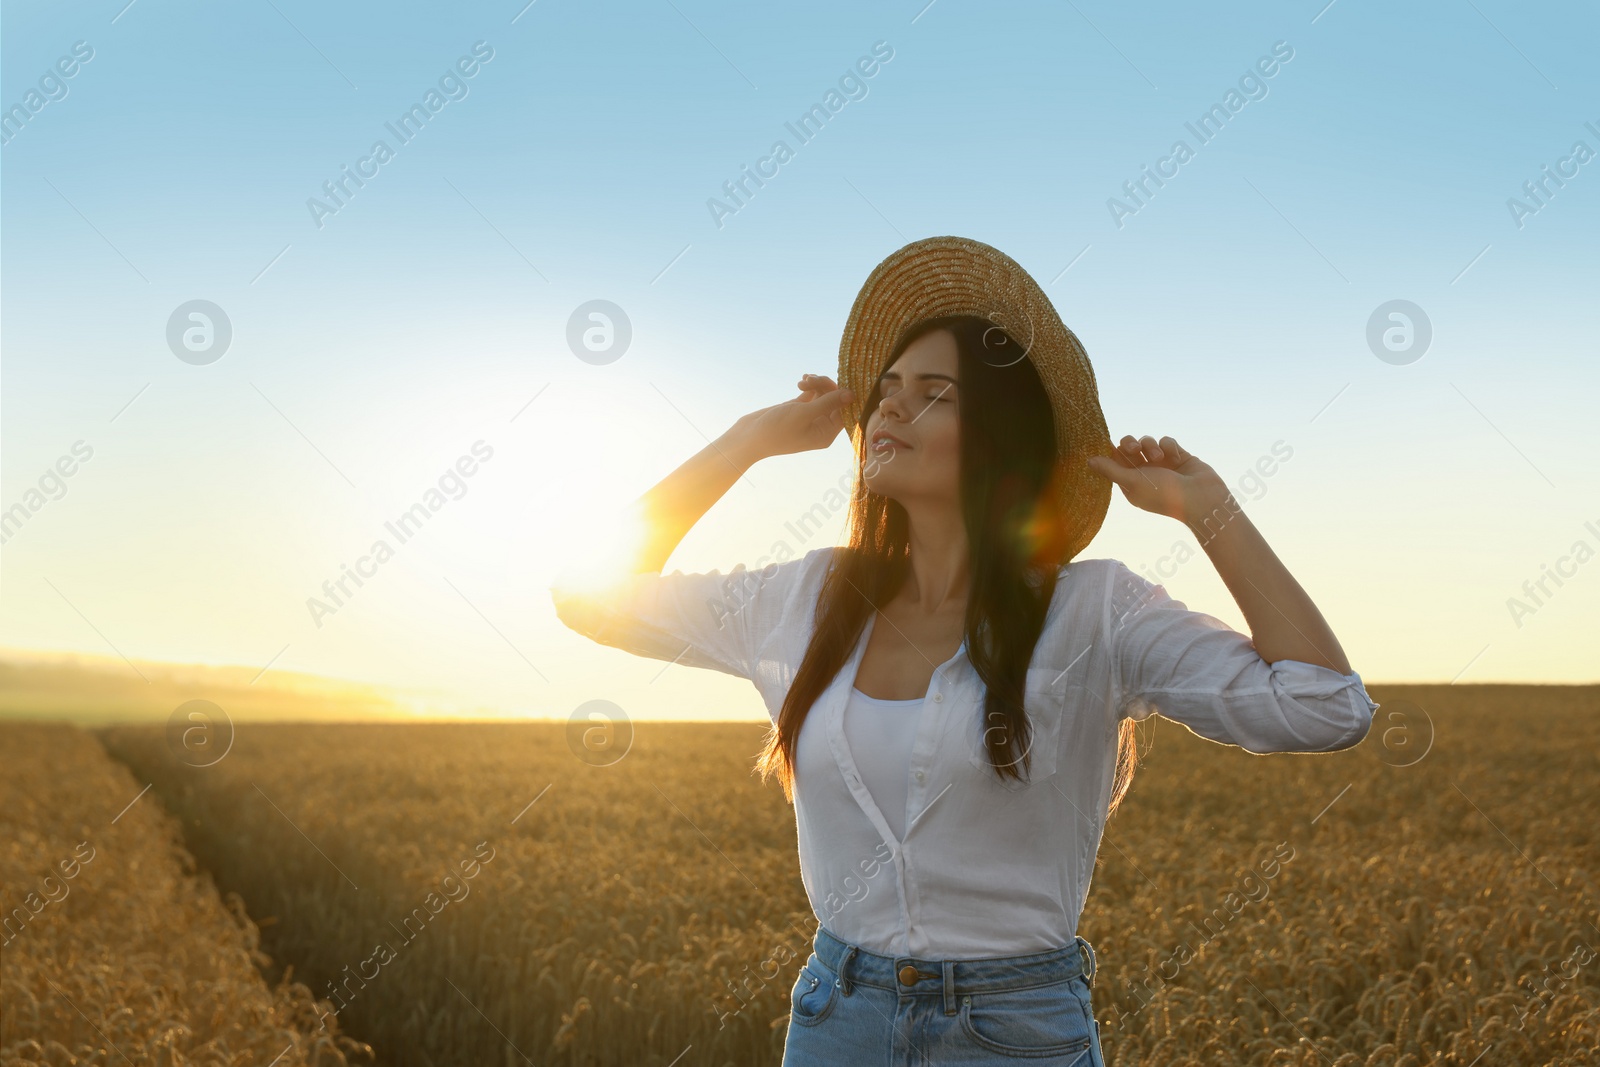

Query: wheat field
[4,684,1597,1066]
[0,723,373,1067]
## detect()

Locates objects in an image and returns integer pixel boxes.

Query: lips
[871,430,910,451]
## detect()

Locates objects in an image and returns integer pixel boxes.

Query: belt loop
[942,959,956,1015]
[838,945,858,997]
[1075,935,1097,988]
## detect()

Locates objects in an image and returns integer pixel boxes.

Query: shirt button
[933,692,943,703]
[915,770,925,783]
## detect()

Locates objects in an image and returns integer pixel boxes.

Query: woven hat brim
[836,235,1114,565]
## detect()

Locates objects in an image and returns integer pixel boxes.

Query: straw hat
[836,235,1114,565]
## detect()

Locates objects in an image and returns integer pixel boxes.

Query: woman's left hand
[1087,435,1228,523]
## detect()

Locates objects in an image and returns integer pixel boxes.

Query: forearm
[631,420,766,575]
[1184,491,1352,674]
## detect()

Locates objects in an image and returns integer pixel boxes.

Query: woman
[550,236,1377,1065]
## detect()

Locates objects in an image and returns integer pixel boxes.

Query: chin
[863,470,916,502]
[862,472,897,499]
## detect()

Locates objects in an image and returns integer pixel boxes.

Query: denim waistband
[811,924,1096,1016]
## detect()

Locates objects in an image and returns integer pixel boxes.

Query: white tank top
[842,685,924,843]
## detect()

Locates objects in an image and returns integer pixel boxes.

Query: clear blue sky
[3,0,1596,720]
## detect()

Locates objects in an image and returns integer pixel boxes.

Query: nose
[876,388,910,423]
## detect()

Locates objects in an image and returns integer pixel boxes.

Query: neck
[900,500,970,613]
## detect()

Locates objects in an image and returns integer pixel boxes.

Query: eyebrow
[879,371,960,387]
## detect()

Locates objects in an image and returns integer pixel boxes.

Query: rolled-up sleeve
[549,552,812,682]
[1105,561,1377,753]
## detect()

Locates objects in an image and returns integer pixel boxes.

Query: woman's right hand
[732,374,856,460]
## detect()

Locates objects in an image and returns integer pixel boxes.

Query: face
[862,328,961,504]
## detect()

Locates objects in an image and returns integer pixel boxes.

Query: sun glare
[550,497,652,597]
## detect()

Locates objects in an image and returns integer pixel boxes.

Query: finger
[1086,455,1107,478]
[1138,435,1163,462]
[1118,435,1143,463]
[826,389,857,429]
[1086,455,1130,484]
[1099,445,1132,468]
[1158,436,1186,463]
[806,386,855,415]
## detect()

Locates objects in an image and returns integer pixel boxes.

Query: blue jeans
[781,923,1104,1066]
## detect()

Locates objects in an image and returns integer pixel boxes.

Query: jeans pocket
[788,956,840,1028]
[958,978,1095,1059]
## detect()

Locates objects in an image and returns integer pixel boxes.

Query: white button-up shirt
[842,685,926,843]
[550,546,1378,958]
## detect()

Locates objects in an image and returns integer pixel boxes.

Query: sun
[548,496,652,598]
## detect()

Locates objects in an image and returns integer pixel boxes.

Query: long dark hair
[755,314,1140,815]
